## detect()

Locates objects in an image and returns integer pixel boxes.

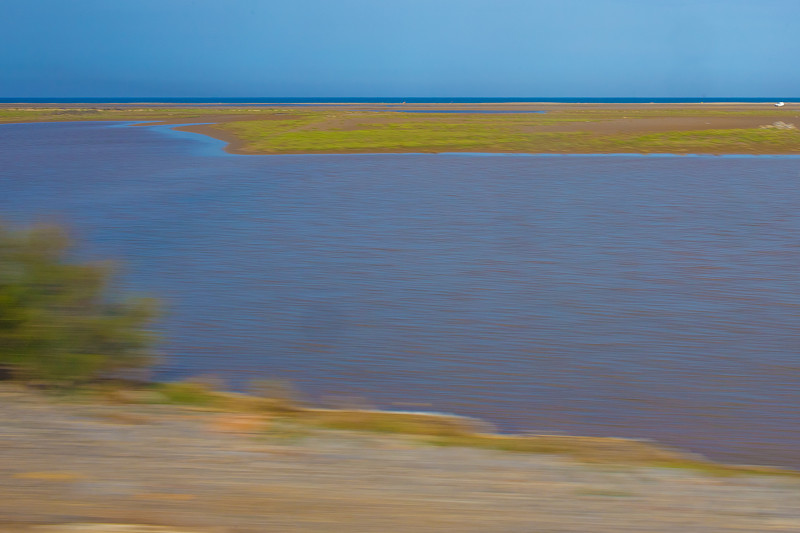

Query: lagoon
[1,121,799,468]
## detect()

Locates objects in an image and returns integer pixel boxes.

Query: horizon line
[1,96,798,100]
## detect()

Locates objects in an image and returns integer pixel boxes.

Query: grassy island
[2,102,799,155]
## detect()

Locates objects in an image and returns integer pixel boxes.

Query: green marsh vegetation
[3,105,798,154]
[217,108,800,154]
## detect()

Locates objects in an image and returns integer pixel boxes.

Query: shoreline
[34,380,800,476]
[3,102,799,155]
[4,382,800,532]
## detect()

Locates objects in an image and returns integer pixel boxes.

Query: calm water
[1,121,799,468]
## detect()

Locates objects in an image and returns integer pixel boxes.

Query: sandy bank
[2,384,800,532]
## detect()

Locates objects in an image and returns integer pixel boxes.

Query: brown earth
[2,384,800,533]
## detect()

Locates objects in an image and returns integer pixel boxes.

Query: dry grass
[80,380,800,477]
[297,408,482,437]
[4,105,800,154]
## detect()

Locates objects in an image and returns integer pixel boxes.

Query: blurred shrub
[0,223,158,386]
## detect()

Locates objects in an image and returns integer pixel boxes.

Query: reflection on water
[1,121,799,468]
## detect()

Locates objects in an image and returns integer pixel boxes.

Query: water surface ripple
[1,122,799,468]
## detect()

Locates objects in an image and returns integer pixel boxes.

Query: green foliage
[220,113,542,153]
[155,380,219,406]
[220,112,800,154]
[0,224,157,386]
[5,106,799,155]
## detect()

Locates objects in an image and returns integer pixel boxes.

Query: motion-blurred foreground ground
[1,384,799,533]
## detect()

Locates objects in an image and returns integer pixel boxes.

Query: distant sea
[1,97,798,104]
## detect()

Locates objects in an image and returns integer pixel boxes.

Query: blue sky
[2,0,799,97]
